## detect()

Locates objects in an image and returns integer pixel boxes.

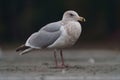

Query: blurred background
[0,0,120,48]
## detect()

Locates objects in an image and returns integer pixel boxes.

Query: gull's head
[62,10,86,22]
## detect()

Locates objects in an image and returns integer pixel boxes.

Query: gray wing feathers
[27,22,61,48]
[26,21,62,48]
[27,30,61,48]
[41,21,61,32]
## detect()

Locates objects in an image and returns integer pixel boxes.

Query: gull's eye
[69,13,74,17]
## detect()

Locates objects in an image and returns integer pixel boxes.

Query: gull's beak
[78,17,86,22]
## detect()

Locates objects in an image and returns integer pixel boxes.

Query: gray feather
[41,21,61,32]
[27,22,62,48]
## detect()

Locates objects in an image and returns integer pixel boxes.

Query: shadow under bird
[16,10,86,68]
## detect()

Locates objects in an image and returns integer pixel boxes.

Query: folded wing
[26,22,62,48]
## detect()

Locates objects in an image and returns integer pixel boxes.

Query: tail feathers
[19,48,33,55]
[16,45,30,52]
[16,44,33,55]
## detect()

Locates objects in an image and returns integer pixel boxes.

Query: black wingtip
[16,45,30,52]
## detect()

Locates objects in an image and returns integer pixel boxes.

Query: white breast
[48,21,82,48]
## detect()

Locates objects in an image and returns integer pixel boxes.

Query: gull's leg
[54,49,58,67]
[60,49,65,67]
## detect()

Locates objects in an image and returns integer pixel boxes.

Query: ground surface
[0,45,120,80]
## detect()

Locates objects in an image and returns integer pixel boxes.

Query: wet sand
[0,48,120,80]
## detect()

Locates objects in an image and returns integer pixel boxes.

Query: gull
[16,10,85,68]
